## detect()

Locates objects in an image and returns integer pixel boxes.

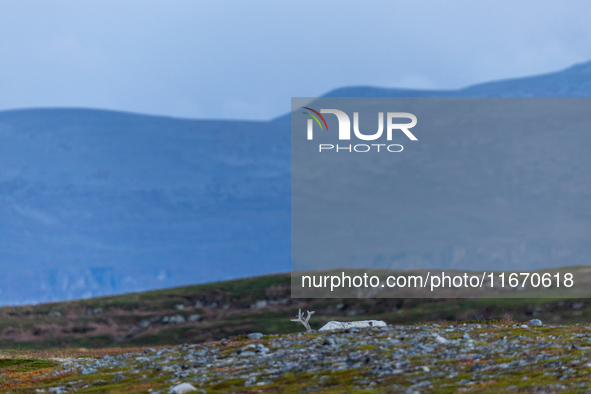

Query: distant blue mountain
[323,59,591,98]
[1,59,591,304]
[0,109,290,304]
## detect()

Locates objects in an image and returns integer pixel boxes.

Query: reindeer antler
[290,308,315,332]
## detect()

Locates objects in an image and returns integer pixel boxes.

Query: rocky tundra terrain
[3,318,591,393]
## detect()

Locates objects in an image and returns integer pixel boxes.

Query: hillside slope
[2,60,591,303]
[0,274,589,350]
[0,109,290,304]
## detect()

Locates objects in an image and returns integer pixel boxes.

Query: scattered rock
[112,374,126,382]
[85,307,104,315]
[433,334,449,344]
[188,314,202,322]
[255,344,269,354]
[247,332,263,340]
[269,298,289,305]
[168,315,186,324]
[239,351,256,357]
[528,319,543,326]
[175,304,185,310]
[252,300,268,309]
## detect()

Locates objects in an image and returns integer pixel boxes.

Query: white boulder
[169,382,198,393]
[434,334,450,344]
[318,320,387,332]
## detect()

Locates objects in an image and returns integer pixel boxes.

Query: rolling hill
[2,59,591,304]
[0,110,290,304]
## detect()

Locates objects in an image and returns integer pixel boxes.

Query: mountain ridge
[2,59,591,304]
[322,59,591,98]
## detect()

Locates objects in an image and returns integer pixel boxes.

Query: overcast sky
[1,1,590,120]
